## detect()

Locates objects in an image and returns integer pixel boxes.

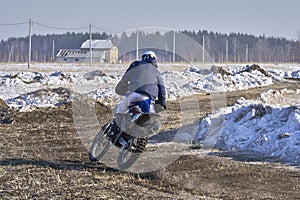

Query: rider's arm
[115,61,137,95]
[156,73,166,108]
[115,74,130,96]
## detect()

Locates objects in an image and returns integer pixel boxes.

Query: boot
[107,114,123,141]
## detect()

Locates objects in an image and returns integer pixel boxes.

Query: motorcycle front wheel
[89,123,111,162]
[118,149,139,170]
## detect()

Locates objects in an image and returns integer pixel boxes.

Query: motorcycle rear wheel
[117,137,148,169]
[89,123,111,162]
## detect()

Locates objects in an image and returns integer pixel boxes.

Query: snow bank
[0,70,118,111]
[162,64,279,100]
[260,88,300,106]
[268,69,300,80]
[193,95,300,165]
[0,64,298,111]
[6,88,71,112]
[184,64,274,92]
[0,71,75,87]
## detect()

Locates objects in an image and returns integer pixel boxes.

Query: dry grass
[0,80,299,199]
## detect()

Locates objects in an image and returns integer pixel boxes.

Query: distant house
[56,39,118,64]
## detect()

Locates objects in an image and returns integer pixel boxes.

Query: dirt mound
[84,70,106,80]
[0,99,14,124]
[211,65,232,76]
[243,64,270,77]
[3,72,46,84]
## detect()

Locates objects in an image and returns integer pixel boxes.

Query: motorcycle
[89,105,162,169]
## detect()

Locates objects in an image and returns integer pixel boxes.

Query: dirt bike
[89,105,162,169]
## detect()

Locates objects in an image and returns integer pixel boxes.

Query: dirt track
[0,80,299,199]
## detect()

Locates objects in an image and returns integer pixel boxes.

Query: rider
[108,51,166,139]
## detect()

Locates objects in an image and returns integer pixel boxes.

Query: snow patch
[6,88,71,112]
[193,100,300,165]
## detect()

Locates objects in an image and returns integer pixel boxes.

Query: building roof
[56,49,87,57]
[56,49,106,58]
[80,39,113,49]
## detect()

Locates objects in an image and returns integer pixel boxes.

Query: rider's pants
[115,92,154,114]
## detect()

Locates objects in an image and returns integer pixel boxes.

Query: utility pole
[136,28,139,60]
[225,38,228,63]
[172,30,176,62]
[89,23,92,66]
[8,46,14,63]
[245,44,249,63]
[52,39,55,62]
[202,34,205,63]
[164,41,168,63]
[28,19,32,69]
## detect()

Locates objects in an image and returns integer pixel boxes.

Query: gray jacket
[115,60,166,106]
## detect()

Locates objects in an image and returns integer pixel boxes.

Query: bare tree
[231,36,239,62]
[256,38,265,63]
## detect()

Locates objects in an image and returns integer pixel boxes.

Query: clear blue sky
[0,0,299,41]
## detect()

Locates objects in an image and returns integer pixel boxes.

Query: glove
[154,104,166,113]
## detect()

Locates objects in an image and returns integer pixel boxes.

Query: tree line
[181,30,300,63]
[0,30,299,63]
[0,32,110,63]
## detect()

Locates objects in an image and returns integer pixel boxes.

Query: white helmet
[141,51,157,61]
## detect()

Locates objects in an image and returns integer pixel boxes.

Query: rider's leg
[107,96,128,140]
[130,99,151,113]
[107,113,123,140]
[112,113,123,131]
[108,93,151,140]
[127,92,151,112]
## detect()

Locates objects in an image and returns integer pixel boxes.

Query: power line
[33,21,89,30]
[0,22,28,26]
[92,25,118,34]
[34,21,118,34]
[0,20,118,34]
